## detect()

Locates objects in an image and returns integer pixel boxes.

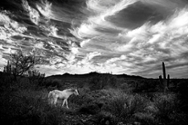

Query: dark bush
[104,93,148,124]
[89,74,118,91]
[78,102,102,115]
[153,93,188,125]
[28,69,45,85]
[91,111,117,125]
[42,79,62,89]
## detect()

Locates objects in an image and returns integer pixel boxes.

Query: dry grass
[0,74,188,125]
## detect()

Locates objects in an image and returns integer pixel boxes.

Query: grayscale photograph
[0,0,188,125]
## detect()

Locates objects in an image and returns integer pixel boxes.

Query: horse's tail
[48,91,52,98]
[48,91,53,104]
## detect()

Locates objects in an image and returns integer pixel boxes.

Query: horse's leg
[52,97,55,105]
[65,99,69,109]
[62,99,65,107]
[53,96,58,106]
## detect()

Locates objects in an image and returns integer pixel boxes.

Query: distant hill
[0,71,146,84]
[46,72,145,80]
[0,71,144,80]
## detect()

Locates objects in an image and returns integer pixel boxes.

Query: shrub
[104,92,148,124]
[153,93,187,125]
[91,111,117,125]
[89,74,118,91]
[130,79,159,93]
[28,69,45,85]
[119,82,133,94]
[0,73,13,89]
[69,87,94,106]
[42,79,62,89]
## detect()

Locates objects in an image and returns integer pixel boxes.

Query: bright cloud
[0,0,188,78]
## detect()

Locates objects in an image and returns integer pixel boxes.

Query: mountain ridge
[46,72,146,80]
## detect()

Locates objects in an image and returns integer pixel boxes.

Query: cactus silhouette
[159,62,170,92]
[3,61,12,74]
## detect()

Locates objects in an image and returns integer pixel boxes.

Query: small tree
[3,50,38,81]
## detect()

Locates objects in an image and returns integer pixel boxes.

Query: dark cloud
[107,1,165,29]
[180,52,188,59]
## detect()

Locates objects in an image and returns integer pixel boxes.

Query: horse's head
[74,89,79,96]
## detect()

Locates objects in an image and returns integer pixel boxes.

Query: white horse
[48,88,79,108]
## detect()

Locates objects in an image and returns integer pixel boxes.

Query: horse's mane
[66,88,77,92]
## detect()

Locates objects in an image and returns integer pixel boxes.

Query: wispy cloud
[0,0,188,78]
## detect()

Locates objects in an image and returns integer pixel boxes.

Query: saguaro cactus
[159,62,170,92]
[3,61,12,74]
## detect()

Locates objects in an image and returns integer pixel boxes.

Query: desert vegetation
[0,51,188,125]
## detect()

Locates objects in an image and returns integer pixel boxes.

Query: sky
[0,0,188,78]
